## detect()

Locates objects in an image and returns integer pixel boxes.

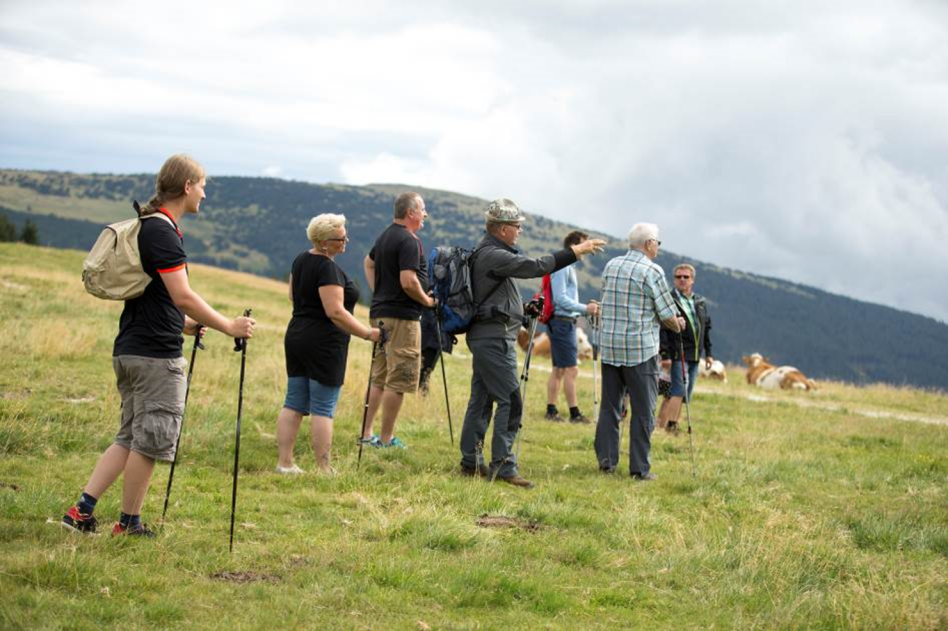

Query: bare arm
[363,256,376,292]
[399,270,435,307]
[319,285,381,342]
[161,269,255,338]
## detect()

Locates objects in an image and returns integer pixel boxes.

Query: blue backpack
[428,246,502,334]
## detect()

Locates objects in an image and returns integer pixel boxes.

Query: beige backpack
[82,202,175,300]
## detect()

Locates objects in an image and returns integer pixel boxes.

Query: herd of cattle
[517,329,817,391]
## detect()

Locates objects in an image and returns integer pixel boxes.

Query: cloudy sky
[2,0,947,322]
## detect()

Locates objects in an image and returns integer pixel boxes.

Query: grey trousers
[459,336,522,478]
[594,356,660,475]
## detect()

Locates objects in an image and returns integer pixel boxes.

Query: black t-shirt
[113,213,187,358]
[368,223,428,320]
[284,251,360,387]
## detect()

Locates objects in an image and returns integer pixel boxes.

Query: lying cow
[517,327,594,360]
[698,359,728,382]
[742,353,816,391]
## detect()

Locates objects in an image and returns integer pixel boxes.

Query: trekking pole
[161,325,205,523]
[434,306,454,445]
[591,313,600,422]
[357,322,385,469]
[229,308,251,553]
[678,334,697,479]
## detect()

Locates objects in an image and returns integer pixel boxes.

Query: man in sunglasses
[657,263,714,434]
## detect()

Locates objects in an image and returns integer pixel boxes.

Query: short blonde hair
[306,213,346,244]
[674,263,696,278]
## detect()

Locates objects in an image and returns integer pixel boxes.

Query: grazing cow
[516,327,594,360]
[698,359,728,383]
[742,353,817,391]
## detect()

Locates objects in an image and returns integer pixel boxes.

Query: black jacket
[660,289,713,362]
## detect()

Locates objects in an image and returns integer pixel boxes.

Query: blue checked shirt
[599,250,678,366]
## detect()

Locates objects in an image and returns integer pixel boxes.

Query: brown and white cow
[698,359,728,383]
[517,327,594,360]
[742,353,817,391]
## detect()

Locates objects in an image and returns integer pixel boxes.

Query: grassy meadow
[1,242,947,630]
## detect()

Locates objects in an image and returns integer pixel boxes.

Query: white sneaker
[275,464,305,475]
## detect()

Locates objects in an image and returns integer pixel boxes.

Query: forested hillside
[2,169,946,389]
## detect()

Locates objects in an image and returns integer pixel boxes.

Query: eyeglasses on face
[649,239,662,246]
[675,275,692,279]
[326,236,349,243]
[505,223,523,232]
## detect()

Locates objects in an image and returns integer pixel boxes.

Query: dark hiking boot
[460,465,488,478]
[61,506,98,534]
[665,421,680,436]
[544,411,564,422]
[569,414,592,425]
[630,472,657,482]
[111,522,157,538]
[497,475,535,489]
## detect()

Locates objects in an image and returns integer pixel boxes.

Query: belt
[551,316,577,323]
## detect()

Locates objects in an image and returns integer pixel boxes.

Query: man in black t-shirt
[361,192,435,449]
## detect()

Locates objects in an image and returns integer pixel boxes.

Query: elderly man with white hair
[594,223,684,480]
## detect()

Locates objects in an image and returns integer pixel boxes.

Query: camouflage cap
[485,198,526,224]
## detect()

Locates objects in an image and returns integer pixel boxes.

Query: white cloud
[1,0,947,321]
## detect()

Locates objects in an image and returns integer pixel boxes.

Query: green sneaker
[358,434,382,447]
[381,437,407,449]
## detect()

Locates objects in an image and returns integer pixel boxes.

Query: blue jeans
[283,376,341,418]
[547,319,578,368]
[669,360,699,400]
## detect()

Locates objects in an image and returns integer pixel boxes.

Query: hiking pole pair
[491,297,543,483]
[433,306,455,445]
[230,308,252,553]
[160,325,205,524]
[357,321,386,469]
[677,334,697,479]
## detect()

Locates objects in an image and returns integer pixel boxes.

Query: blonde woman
[276,214,381,474]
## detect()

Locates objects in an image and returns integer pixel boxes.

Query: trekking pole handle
[194,324,206,350]
[233,309,253,352]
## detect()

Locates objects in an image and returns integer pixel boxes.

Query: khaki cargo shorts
[371,318,421,394]
[113,355,187,462]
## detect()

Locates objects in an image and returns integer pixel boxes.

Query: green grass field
[1,243,946,629]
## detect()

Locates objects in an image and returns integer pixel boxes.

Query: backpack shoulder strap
[469,244,506,314]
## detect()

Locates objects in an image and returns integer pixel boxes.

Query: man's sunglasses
[675,275,692,279]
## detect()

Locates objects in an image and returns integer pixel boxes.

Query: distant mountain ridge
[2,168,946,390]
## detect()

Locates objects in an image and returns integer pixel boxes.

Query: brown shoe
[497,474,534,489]
[460,465,488,478]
